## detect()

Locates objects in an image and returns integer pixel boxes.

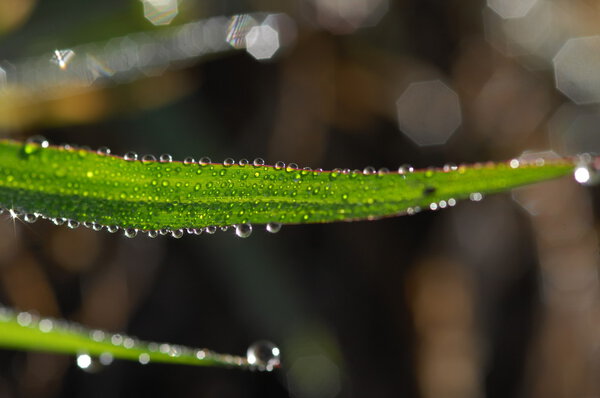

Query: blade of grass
[0,138,578,237]
[0,307,273,369]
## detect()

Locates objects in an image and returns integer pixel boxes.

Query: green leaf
[0,307,279,370]
[0,138,577,237]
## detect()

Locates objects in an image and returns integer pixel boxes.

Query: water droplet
[138,353,150,365]
[274,161,285,170]
[253,158,265,167]
[106,225,119,233]
[23,213,38,223]
[469,192,483,202]
[192,228,203,235]
[286,163,298,172]
[429,203,438,210]
[183,157,195,165]
[398,164,414,174]
[246,341,280,371]
[171,229,184,239]
[124,152,138,161]
[159,229,169,236]
[24,135,50,155]
[52,217,66,226]
[67,219,80,229]
[223,158,235,167]
[377,167,389,176]
[147,230,158,238]
[235,223,253,238]
[238,158,249,167]
[159,154,173,163]
[141,154,157,163]
[124,228,138,238]
[205,226,217,234]
[91,223,103,231]
[509,159,520,169]
[76,353,104,373]
[363,166,376,175]
[199,157,211,166]
[220,226,230,232]
[97,147,111,156]
[266,222,281,233]
[443,163,458,172]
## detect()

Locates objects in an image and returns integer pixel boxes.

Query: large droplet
[141,154,157,163]
[235,223,253,238]
[199,157,211,166]
[124,228,138,238]
[124,152,138,161]
[171,229,184,239]
[574,155,598,186]
[253,158,265,167]
[24,135,49,155]
[246,341,280,371]
[23,213,38,223]
[159,154,173,163]
[266,222,281,234]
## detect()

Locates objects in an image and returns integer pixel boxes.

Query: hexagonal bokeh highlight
[487,0,539,19]
[226,14,258,49]
[312,0,389,33]
[245,25,280,60]
[554,36,600,105]
[141,0,178,26]
[396,80,462,147]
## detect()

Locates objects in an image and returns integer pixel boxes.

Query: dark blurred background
[0,0,600,397]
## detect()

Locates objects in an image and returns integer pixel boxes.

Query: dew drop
[442,163,458,172]
[24,213,38,223]
[469,192,483,202]
[253,158,265,167]
[159,228,169,236]
[266,222,281,234]
[398,164,414,174]
[97,147,111,156]
[205,226,217,234]
[124,228,138,238]
[192,228,203,235]
[286,163,298,172]
[223,158,235,167]
[183,157,195,165]
[274,161,285,170]
[363,166,376,175]
[377,167,389,176]
[91,223,103,231]
[199,157,211,166]
[509,159,520,169]
[138,353,150,365]
[238,158,249,167]
[141,154,157,163]
[220,226,230,232]
[106,225,119,233]
[124,152,138,161]
[235,223,253,238]
[67,219,80,229]
[24,135,50,155]
[246,341,280,371]
[147,230,158,238]
[171,229,184,239]
[159,154,173,163]
[76,353,104,373]
[52,217,66,226]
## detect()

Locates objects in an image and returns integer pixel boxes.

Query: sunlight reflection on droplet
[50,49,75,70]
